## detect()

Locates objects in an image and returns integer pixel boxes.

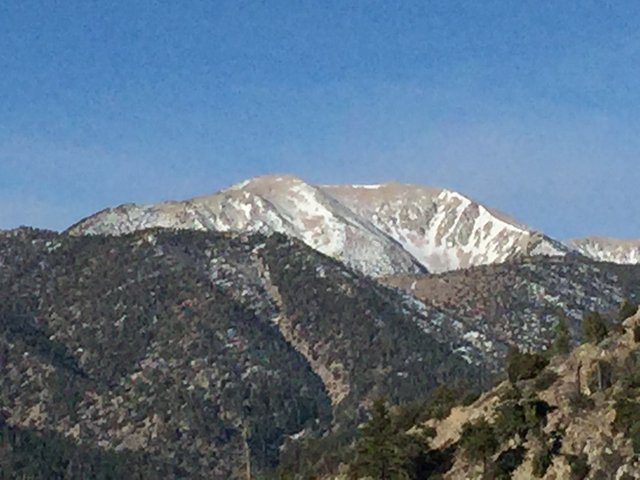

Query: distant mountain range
[68,174,639,276]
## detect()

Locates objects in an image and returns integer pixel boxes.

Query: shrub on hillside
[534,370,559,392]
[350,398,411,480]
[462,391,481,407]
[567,453,589,480]
[619,300,638,322]
[581,311,608,344]
[486,446,525,480]
[613,397,640,454]
[532,445,553,478]
[522,398,552,434]
[634,324,640,344]
[494,401,527,441]
[532,433,561,479]
[549,317,571,356]
[499,384,522,402]
[423,385,462,420]
[505,347,548,383]
[458,419,498,472]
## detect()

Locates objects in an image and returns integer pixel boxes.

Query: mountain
[0,228,481,478]
[568,237,640,264]
[3,228,640,477]
[300,309,640,480]
[68,175,578,276]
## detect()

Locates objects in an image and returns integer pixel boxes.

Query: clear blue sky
[1,1,639,238]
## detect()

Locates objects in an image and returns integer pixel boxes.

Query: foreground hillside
[418,309,640,479]
[0,228,480,478]
[2,227,639,478]
[313,308,640,480]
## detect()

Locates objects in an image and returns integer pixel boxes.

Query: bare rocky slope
[66,174,640,276]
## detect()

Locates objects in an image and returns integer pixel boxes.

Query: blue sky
[1,1,639,238]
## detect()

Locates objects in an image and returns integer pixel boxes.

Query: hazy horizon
[2,1,640,239]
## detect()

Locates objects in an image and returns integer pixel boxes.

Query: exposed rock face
[568,236,640,264]
[67,175,580,276]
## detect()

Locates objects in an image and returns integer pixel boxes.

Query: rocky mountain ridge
[381,256,640,367]
[66,174,640,276]
[568,236,640,264]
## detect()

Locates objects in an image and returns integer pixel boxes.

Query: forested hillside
[0,228,479,478]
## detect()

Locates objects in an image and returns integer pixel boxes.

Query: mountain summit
[68,175,636,275]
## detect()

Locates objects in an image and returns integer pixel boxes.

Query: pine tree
[618,300,638,322]
[581,311,608,344]
[505,346,548,382]
[550,317,571,356]
[350,399,410,480]
[459,418,498,474]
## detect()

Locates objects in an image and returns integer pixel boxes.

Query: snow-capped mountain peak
[68,175,426,276]
[67,175,637,275]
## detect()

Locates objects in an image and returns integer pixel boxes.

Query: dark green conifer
[459,419,498,475]
[618,300,638,322]
[350,398,410,480]
[581,311,608,344]
[550,317,571,356]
